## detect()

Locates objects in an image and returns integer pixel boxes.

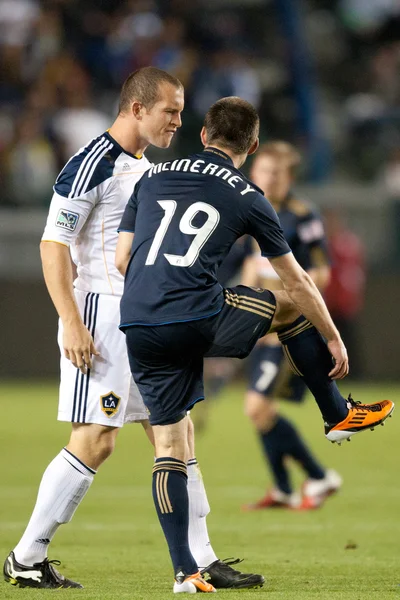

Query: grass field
[0,380,399,599]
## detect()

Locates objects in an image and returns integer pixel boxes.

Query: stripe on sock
[282,345,303,376]
[155,471,173,514]
[153,458,187,514]
[278,318,313,343]
[153,463,188,476]
[62,448,97,475]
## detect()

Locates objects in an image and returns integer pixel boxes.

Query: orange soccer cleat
[325,395,394,444]
[173,570,216,593]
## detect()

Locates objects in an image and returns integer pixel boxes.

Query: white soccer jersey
[42,131,152,296]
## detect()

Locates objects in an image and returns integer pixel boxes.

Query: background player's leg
[140,419,155,445]
[245,391,294,501]
[13,424,117,566]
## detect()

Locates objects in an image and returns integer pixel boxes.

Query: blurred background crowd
[0,0,399,379]
[1,0,400,202]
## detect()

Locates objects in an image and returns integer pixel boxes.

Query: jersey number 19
[145,200,220,267]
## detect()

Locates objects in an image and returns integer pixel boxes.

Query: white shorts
[58,289,148,427]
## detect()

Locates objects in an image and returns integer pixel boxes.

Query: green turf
[0,380,399,599]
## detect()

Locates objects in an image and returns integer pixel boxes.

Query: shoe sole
[4,574,78,590]
[241,503,291,511]
[298,484,342,510]
[4,575,21,587]
[326,404,395,444]
[219,581,264,589]
[174,579,216,593]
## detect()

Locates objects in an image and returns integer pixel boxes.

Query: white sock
[13,448,95,566]
[187,458,218,570]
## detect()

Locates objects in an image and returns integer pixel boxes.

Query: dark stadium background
[1,0,399,379]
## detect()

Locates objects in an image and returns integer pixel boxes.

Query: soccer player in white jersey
[4,67,263,590]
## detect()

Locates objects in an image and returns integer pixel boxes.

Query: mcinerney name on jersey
[147,157,257,196]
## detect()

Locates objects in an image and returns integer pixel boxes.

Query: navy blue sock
[262,416,325,482]
[278,317,348,424]
[152,457,198,576]
[259,422,292,494]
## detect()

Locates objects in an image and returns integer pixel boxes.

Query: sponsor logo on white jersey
[56,209,79,231]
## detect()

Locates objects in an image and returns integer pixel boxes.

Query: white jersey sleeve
[42,188,99,247]
[41,131,152,296]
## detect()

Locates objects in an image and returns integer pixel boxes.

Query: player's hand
[327,338,349,380]
[63,322,100,374]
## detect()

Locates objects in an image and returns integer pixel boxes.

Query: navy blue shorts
[248,343,306,403]
[125,285,276,425]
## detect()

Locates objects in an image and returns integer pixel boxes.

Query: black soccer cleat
[3,551,83,589]
[201,557,265,589]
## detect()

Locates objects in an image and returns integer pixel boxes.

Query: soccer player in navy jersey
[116,97,394,593]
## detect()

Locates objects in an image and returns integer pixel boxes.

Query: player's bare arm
[40,241,99,373]
[269,252,348,380]
[241,255,259,287]
[115,232,134,276]
[308,264,331,292]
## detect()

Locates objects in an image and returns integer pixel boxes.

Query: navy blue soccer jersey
[119,148,291,328]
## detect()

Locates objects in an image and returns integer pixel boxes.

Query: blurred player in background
[324,209,366,379]
[3,68,262,591]
[242,142,342,511]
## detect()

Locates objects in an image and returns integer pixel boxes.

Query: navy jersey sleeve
[246,194,291,258]
[118,191,138,233]
[296,209,330,268]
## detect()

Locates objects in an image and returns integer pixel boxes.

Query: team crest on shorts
[100,392,121,417]
[249,287,264,293]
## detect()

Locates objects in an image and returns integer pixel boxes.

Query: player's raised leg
[269,289,394,443]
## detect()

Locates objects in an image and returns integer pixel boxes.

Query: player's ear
[131,101,143,120]
[247,137,259,156]
[200,126,208,147]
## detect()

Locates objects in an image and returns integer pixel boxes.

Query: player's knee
[69,424,118,468]
[153,419,189,461]
[245,392,277,431]
[96,431,117,461]
[270,290,301,331]
[139,419,154,447]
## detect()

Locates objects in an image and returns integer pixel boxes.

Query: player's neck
[205,144,246,169]
[108,117,148,157]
